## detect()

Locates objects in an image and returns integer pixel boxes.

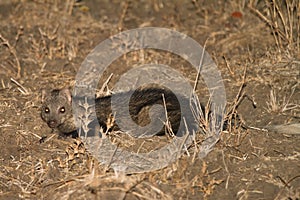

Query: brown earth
[0,0,299,199]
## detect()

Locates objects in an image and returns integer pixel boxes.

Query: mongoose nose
[48,120,58,128]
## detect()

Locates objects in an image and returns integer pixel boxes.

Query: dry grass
[249,0,300,53]
[266,87,299,113]
[0,0,299,199]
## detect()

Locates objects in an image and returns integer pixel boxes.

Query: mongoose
[41,87,199,137]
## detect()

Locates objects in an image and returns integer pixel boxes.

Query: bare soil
[0,0,299,199]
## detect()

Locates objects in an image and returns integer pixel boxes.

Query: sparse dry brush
[0,0,299,199]
[249,0,300,53]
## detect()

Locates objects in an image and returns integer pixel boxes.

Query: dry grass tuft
[266,87,299,113]
[249,0,300,53]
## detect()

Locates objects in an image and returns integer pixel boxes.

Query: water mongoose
[41,87,200,137]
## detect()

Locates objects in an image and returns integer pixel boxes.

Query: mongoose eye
[44,107,50,113]
[60,107,65,113]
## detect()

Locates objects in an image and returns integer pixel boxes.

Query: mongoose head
[41,88,72,130]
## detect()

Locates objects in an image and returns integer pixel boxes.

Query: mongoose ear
[60,88,72,104]
[41,89,47,103]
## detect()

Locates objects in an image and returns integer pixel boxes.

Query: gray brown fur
[41,88,77,135]
[41,87,198,137]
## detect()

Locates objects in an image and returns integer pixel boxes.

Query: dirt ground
[0,0,299,199]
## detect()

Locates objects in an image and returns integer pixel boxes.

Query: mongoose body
[41,87,198,137]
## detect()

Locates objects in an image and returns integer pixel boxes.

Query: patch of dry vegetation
[249,0,300,53]
[0,0,299,199]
